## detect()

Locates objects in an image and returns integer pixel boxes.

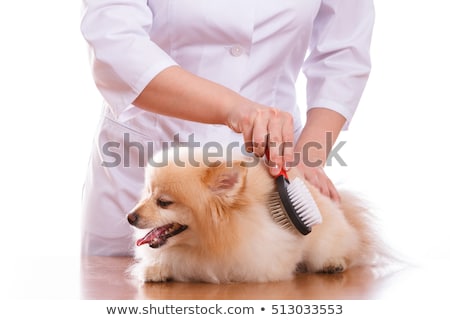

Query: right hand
[226,103,295,176]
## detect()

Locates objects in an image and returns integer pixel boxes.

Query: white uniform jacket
[80,0,375,255]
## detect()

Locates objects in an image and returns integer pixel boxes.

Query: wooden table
[4,255,448,300]
[79,256,426,300]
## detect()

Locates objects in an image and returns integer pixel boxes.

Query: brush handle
[264,148,289,180]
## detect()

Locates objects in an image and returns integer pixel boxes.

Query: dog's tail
[339,189,402,268]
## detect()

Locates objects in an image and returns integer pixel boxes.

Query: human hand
[291,108,346,203]
[295,159,341,203]
[226,103,294,176]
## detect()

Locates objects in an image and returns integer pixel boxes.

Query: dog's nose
[127,212,139,226]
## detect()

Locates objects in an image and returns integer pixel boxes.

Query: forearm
[295,108,346,167]
[133,66,250,126]
[133,65,295,171]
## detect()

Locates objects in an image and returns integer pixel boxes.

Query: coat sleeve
[303,0,375,129]
[80,0,178,114]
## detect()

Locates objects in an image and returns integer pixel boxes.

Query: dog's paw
[132,263,171,282]
[319,258,347,274]
[143,265,171,282]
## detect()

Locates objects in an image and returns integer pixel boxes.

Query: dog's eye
[157,198,173,209]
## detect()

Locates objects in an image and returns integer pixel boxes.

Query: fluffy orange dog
[127,148,383,283]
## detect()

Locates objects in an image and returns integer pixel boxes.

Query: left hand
[293,108,347,203]
[295,162,341,203]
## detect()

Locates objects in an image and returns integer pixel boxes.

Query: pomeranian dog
[127,148,383,283]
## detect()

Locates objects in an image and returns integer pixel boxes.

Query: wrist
[223,95,257,133]
[294,108,346,167]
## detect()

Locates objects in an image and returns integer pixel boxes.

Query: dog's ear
[204,160,248,199]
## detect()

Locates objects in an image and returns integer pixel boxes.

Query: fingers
[328,179,341,203]
[227,103,340,203]
[241,106,294,175]
[251,109,268,157]
[267,108,295,175]
[227,103,295,175]
[302,165,341,203]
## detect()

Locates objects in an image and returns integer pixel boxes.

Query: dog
[127,148,383,283]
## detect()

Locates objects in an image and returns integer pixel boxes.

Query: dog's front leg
[132,261,171,282]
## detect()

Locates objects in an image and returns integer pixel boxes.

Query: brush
[265,149,322,235]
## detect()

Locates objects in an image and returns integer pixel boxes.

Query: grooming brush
[265,149,322,235]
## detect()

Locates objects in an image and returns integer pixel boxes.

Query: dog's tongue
[136,223,188,248]
[136,225,171,247]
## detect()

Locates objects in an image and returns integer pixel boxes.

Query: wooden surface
[81,256,383,300]
[79,256,433,300]
[3,255,448,300]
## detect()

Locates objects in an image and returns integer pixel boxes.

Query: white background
[0,0,449,283]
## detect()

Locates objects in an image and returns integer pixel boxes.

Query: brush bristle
[286,178,322,227]
[267,192,296,230]
[268,177,322,235]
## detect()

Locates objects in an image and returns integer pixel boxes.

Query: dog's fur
[127,149,383,283]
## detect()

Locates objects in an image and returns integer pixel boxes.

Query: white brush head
[286,177,322,227]
[268,176,322,235]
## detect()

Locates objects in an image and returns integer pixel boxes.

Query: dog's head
[127,148,258,250]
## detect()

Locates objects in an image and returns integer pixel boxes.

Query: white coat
[80,0,375,255]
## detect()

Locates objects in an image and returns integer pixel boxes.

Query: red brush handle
[265,148,289,180]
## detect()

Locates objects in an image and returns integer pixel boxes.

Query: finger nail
[270,165,281,176]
